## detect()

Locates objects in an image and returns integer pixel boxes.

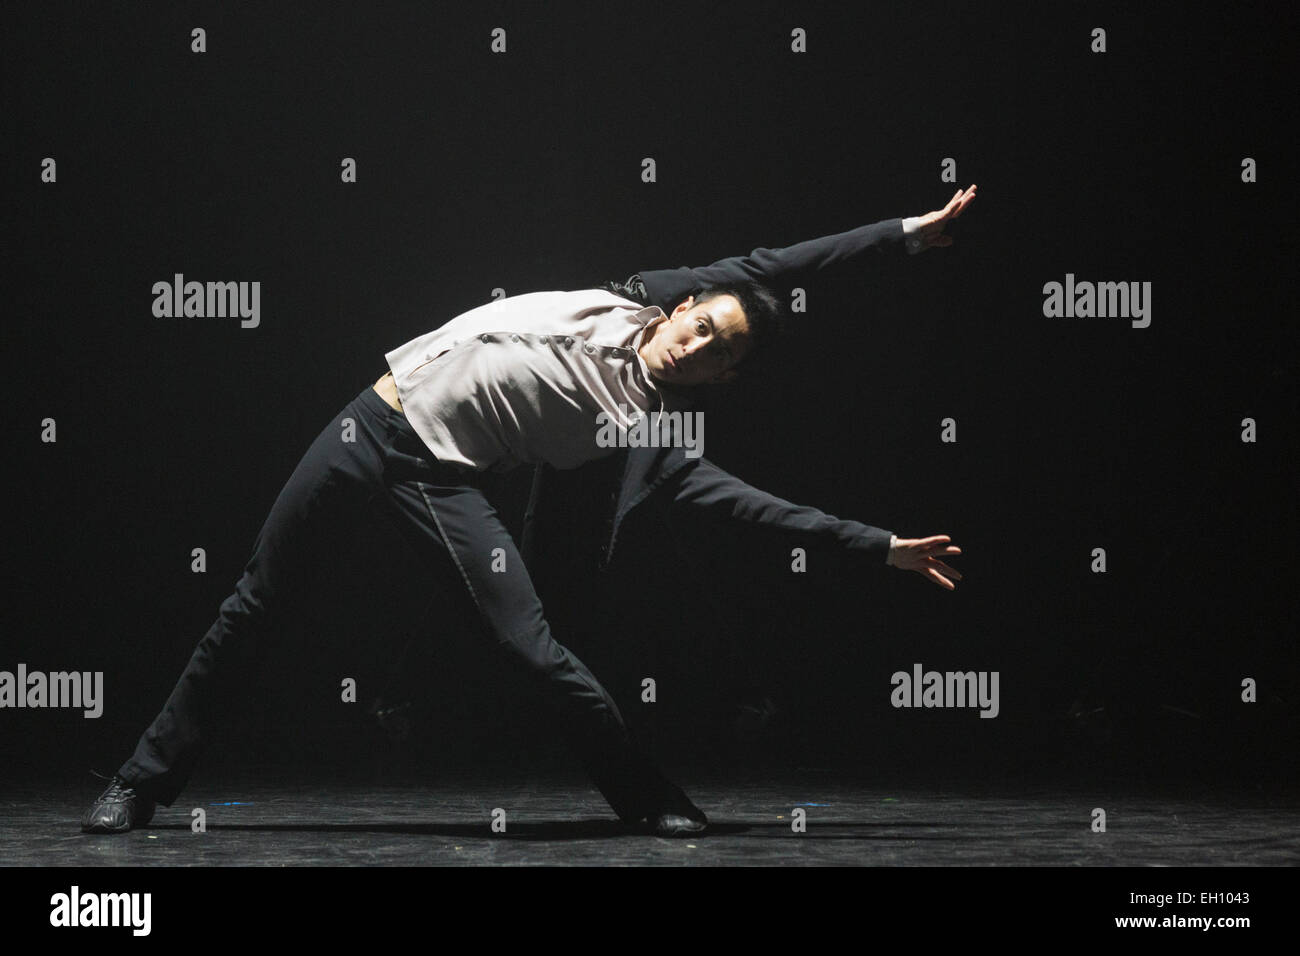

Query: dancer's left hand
[912,184,977,250]
[888,534,963,590]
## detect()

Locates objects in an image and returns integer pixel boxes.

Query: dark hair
[598,275,785,386]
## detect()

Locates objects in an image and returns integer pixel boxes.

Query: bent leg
[379,471,670,822]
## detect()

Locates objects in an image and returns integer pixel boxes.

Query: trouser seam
[415,479,628,749]
[416,480,482,613]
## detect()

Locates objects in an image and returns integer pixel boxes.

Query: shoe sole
[80,803,155,834]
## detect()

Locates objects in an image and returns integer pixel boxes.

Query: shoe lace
[89,770,132,799]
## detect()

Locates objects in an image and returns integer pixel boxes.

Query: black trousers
[116,384,673,821]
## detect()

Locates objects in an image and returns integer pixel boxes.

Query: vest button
[511,334,520,342]
[480,334,491,343]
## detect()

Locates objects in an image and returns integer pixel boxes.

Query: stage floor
[6,770,1298,867]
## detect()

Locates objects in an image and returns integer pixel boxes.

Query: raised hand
[912,184,977,251]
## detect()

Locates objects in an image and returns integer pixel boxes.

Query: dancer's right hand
[909,185,977,250]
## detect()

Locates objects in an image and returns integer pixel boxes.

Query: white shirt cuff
[901,216,924,255]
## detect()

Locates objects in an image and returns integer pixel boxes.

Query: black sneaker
[80,776,156,834]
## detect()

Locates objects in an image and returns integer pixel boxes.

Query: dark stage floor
[6,769,1298,866]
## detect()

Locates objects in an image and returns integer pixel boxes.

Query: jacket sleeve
[663,456,895,565]
[639,217,907,310]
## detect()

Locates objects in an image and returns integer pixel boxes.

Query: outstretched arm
[638,186,977,311]
[665,457,962,590]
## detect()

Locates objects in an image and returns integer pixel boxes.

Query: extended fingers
[916,536,960,553]
[918,537,961,554]
[927,557,962,580]
[924,567,956,590]
[952,184,977,218]
[903,535,962,589]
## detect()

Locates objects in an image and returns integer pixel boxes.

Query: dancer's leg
[115,386,396,805]
[376,461,672,823]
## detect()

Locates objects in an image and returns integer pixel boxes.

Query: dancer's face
[638,294,752,387]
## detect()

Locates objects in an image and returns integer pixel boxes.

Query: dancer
[81,187,975,838]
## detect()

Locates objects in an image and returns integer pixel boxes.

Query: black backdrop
[4,1,1295,793]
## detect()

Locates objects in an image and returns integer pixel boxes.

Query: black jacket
[521,216,909,572]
